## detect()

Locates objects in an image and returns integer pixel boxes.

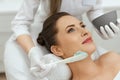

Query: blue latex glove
[100,19,120,39]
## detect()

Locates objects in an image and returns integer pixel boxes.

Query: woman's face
[51,15,96,58]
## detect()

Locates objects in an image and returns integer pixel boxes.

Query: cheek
[80,43,96,54]
[58,37,83,58]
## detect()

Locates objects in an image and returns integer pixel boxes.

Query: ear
[50,45,64,56]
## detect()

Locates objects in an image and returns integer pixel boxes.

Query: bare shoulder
[99,51,120,65]
[104,51,120,60]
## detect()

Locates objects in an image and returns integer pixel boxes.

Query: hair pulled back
[37,12,70,52]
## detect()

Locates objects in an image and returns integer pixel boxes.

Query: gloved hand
[99,18,120,39]
[28,47,56,78]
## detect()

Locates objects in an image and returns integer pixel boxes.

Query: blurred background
[0,0,120,79]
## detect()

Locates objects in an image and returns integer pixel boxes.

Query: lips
[82,37,93,44]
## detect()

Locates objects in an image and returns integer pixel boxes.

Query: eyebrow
[80,22,83,25]
[65,21,83,29]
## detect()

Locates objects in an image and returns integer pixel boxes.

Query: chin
[84,44,96,54]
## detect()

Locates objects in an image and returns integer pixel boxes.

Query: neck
[68,56,101,80]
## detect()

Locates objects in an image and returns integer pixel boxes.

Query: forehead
[56,15,81,27]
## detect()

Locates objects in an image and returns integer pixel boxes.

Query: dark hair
[37,12,70,52]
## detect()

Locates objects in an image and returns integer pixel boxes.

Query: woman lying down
[37,12,120,80]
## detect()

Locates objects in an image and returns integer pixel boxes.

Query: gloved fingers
[39,63,47,69]
[31,63,56,78]
[30,64,46,71]
[31,61,47,69]
[117,19,120,28]
[109,22,120,34]
[37,64,54,78]
[100,26,109,39]
[117,18,120,24]
[30,65,50,78]
[30,62,47,75]
[30,67,40,72]
[30,66,45,76]
[30,67,42,77]
[104,25,115,38]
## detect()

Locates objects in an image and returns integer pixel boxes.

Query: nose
[80,28,88,37]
